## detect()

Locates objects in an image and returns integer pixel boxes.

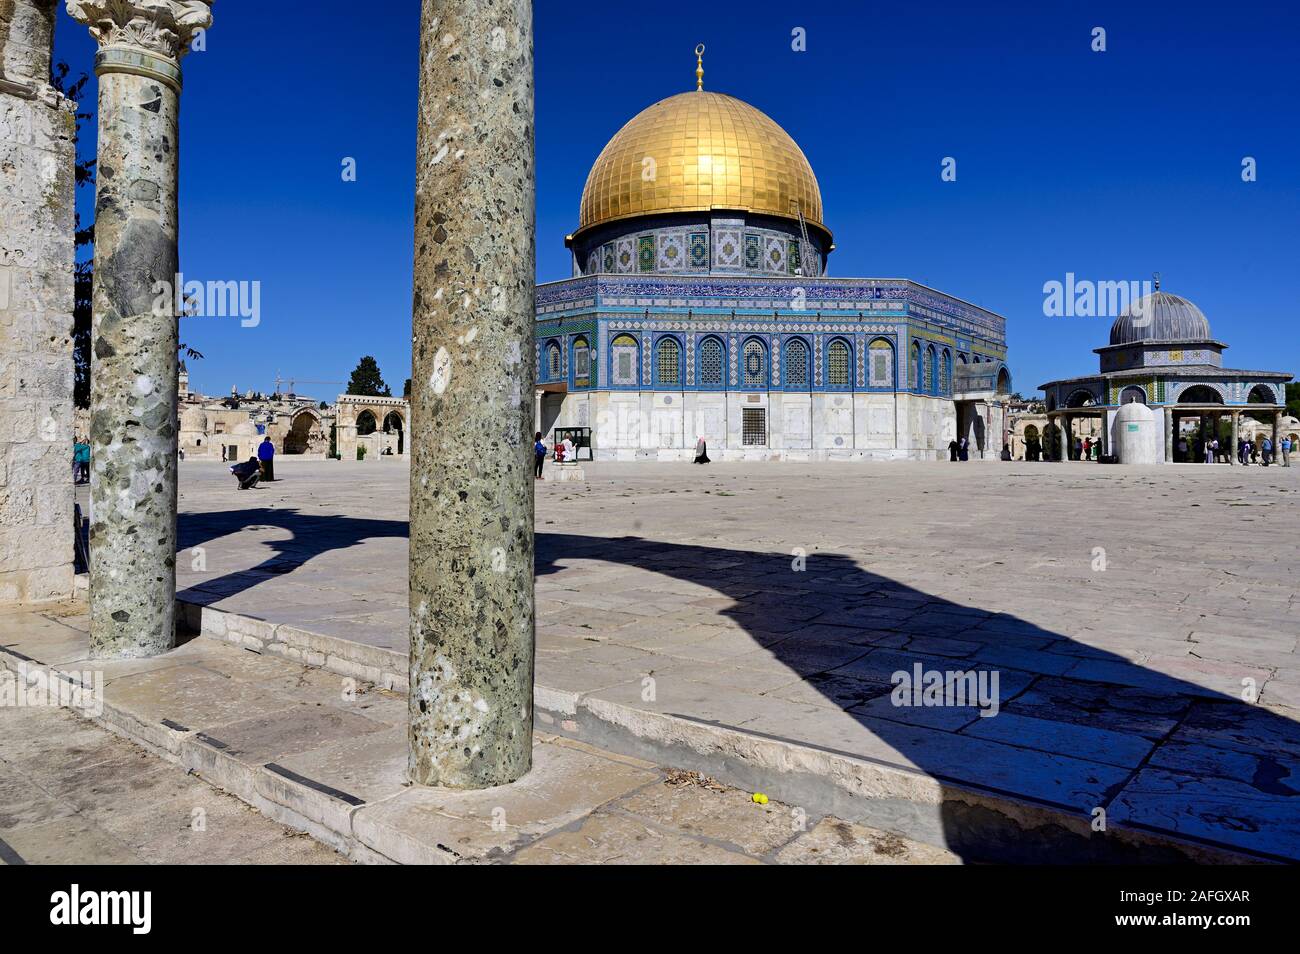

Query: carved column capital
[66,1,211,65]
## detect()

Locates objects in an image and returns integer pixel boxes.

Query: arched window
[869,338,894,388]
[1120,385,1147,405]
[1247,384,1276,405]
[912,342,923,390]
[356,410,377,436]
[742,338,766,388]
[995,367,1011,395]
[546,341,561,381]
[611,334,638,386]
[941,349,952,394]
[1179,384,1223,405]
[827,339,851,388]
[784,339,809,387]
[572,336,590,386]
[656,337,681,386]
[699,337,724,387]
[925,345,937,394]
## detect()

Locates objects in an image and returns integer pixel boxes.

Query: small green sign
[1127,424,1140,432]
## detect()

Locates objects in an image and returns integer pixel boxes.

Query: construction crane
[273,374,345,399]
[791,200,817,277]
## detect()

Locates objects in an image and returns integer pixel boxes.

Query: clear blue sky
[54,0,1298,400]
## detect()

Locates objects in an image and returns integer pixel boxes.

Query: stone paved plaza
[142,458,1300,861]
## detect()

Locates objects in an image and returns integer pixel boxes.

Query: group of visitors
[1068,437,1105,461]
[1237,435,1290,466]
[947,437,970,461]
[229,436,277,489]
[533,432,583,478]
[1167,433,1293,466]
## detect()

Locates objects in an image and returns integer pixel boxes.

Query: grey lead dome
[1109,290,1212,346]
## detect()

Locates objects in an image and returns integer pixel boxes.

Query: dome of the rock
[576,91,825,240]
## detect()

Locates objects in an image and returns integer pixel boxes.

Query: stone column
[1273,410,1281,465]
[1230,411,1239,465]
[1164,407,1174,462]
[409,0,535,788]
[0,1,76,605]
[67,1,211,657]
[1058,414,1069,461]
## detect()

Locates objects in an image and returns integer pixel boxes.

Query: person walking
[1204,438,1214,464]
[1261,435,1273,466]
[1282,435,1293,467]
[1083,437,1092,461]
[257,435,276,481]
[73,439,90,484]
[693,436,710,464]
[534,432,547,479]
[958,437,969,461]
[948,438,959,462]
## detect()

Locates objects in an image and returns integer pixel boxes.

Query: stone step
[173,599,1286,864]
[0,606,962,865]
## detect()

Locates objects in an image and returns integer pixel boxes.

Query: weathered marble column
[1164,407,1174,463]
[0,2,76,605]
[1272,411,1281,464]
[409,0,536,788]
[68,0,212,657]
[1230,411,1239,465]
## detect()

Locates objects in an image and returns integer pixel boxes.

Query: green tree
[1287,383,1300,420]
[347,356,391,397]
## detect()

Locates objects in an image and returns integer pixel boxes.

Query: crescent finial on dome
[695,44,705,91]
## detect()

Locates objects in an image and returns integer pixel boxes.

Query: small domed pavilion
[1038,279,1292,463]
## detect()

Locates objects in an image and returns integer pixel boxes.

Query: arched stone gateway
[334,394,411,461]
[383,410,405,456]
[284,407,326,456]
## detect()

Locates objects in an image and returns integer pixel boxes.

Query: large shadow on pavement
[535,532,1300,864]
[177,508,407,604]
[176,506,1299,863]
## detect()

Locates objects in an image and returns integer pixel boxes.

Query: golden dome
[577,91,826,239]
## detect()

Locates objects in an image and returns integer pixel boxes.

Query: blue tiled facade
[535,275,1010,398]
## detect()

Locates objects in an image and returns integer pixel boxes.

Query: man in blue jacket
[258,436,276,481]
